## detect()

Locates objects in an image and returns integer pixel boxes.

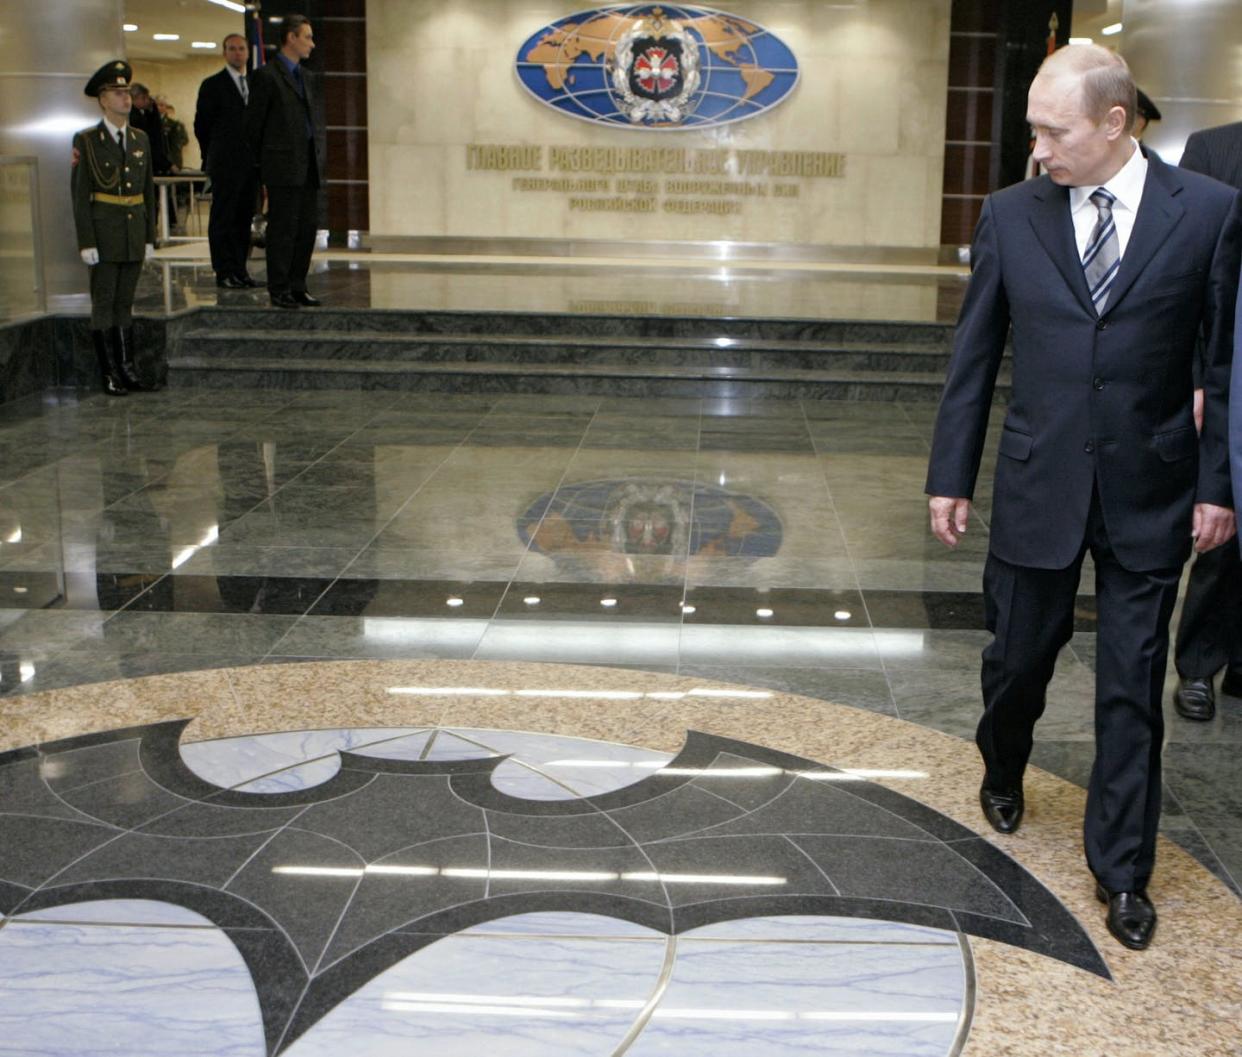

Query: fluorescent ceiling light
[153,33,181,41]
[192,41,216,49]
[123,23,138,31]
[1101,23,1123,36]
[1068,37,1093,45]
[206,0,247,12]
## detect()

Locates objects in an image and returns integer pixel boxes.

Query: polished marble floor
[40,252,969,325]
[0,385,1239,1055]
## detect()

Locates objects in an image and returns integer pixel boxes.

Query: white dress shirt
[102,115,128,150]
[1069,139,1148,260]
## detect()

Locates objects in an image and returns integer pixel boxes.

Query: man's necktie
[239,76,248,104]
[117,129,124,153]
[1083,188,1120,314]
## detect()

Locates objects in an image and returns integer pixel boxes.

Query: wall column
[1122,0,1242,160]
[0,0,125,301]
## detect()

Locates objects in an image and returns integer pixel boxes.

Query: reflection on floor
[0,384,1239,1055]
[44,253,969,325]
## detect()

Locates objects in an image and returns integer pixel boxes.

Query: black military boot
[92,329,128,397]
[112,326,157,392]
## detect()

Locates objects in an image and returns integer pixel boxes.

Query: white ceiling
[123,0,245,61]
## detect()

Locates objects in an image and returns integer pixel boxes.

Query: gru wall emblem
[516,4,799,130]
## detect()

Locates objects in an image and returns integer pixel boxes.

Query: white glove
[80,247,99,266]
[144,243,156,261]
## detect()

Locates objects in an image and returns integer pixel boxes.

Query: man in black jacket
[244,14,325,309]
[1169,120,1242,721]
[195,33,260,289]
[926,46,1241,951]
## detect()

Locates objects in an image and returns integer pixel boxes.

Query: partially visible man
[1132,88,1161,141]
[244,14,325,308]
[1171,118,1242,721]
[195,33,261,289]
[157,97,188,172]
[926,45,1241,951]
[71,60,159,396]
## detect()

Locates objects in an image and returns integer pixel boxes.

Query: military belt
[91,192,145,207]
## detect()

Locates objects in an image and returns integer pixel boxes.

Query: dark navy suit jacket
[927,147,1242,572]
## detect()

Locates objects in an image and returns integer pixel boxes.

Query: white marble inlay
[0,906,265,1057]
[283,913,667,1057]
[180,727,430,792]
[441,728,674,799]
[628,917,965,1057]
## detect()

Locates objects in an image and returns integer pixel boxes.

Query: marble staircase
[167,308,1002,400]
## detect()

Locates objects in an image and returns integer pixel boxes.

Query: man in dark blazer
[1169,120,1242,721]
[926,45,1241,952]
[194,32,260,290]
[244,14,326,308]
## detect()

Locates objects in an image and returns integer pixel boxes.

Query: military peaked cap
[1135,88,1162,123]
[85,60,133,97]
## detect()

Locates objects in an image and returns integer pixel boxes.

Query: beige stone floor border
[2,658,1239,1057]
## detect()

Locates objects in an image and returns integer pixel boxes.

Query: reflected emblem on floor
[0,721,1107,1054]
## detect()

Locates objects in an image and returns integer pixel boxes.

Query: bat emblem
[0,721,1107,1054]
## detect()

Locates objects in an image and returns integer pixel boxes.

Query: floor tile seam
[255,413,478,662]
[475,402,612,657]
[798,399,896,713]
[673,398,713,674]
[386,927,960,947]
[782,833,843,896]
[1162,824,1239,894]
[611,933,678,1056]
[0,917,278,932]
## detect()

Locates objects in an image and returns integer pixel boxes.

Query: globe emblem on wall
[515,4,800,129]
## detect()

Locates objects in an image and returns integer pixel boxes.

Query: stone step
[167,354,1010,402]
[176,329,957,372]
[186,307,955,346]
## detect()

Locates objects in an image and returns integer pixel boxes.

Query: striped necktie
[1083,188,1120,314]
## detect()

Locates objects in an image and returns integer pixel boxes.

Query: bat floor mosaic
[0,660,1238,1056]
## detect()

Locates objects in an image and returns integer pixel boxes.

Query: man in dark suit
[926,45,1241,951]
[194,33,260,290]
[1168,120,1242,721]
[244,13,325,309]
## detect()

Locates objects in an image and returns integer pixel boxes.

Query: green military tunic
[71,121,157,327]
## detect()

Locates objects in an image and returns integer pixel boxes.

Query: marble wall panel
[367,0,951,248]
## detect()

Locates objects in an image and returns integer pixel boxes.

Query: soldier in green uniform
[72,60,159,395]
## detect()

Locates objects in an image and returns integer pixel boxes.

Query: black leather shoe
[1096,883,1157,950]
[270,292,301,309]
[1221,667,1242,699]
[237,273,261,288]
[979,784,1024,834]
[291,291,321,307]
[216,274,247,289]
[1173,676,1215,721]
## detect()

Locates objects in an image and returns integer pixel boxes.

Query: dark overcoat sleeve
[194,75,215,162]
[925,197,1012,499]
[70,131,95,252]
[1197,189,1242,509]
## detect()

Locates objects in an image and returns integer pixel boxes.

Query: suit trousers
[977,489,1180,891]
[89,260,143,329]
[1173,542,1242,679]
[264,149,319,296]
[207,169,259,280]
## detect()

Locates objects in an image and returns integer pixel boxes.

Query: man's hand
[929,496,971,548]
[144,243,156,261]
[1192,503,1236,553]
[1193,387,1204,435]
[80,248,99,266]
[71,146,80,167]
